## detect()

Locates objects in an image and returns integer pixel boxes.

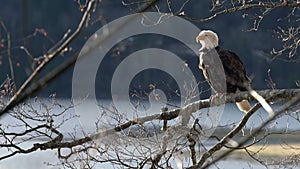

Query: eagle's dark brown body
[199,46,250,94]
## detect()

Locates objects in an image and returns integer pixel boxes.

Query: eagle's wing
[217,47,250,91]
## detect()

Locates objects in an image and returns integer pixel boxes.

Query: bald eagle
[196,30,251,112]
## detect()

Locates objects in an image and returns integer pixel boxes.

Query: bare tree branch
[23,90,300,146]
[182,1,300,22]
[89,89,300,140]
[199,93,300,169]
[0,0,97,117]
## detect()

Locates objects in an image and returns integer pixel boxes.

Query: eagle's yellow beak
[196,35,202,43]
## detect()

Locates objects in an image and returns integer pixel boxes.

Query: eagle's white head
[196,30,219,50]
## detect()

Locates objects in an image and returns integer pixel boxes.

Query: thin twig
[0,18,16,89]
[186,119,199,165]
[7,32,15,90]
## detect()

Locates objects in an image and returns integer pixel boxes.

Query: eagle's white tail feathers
[248,87,274,117]
[236,100,251,113]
